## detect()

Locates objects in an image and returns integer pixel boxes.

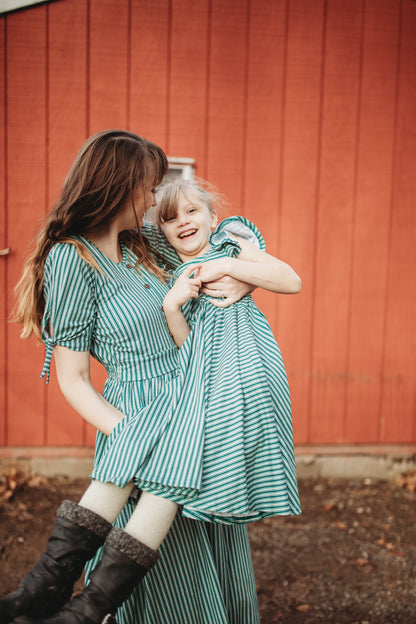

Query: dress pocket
[108,413,131,445]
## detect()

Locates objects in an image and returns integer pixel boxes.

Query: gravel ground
[1,472,415,623]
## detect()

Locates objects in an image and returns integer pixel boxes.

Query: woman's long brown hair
[14,129,168,341]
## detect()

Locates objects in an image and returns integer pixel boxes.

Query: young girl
[135,178,303,525]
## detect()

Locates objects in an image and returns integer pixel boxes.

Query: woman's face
[120,183,156,229]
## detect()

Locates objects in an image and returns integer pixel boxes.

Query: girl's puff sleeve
[40,243,97,383]
[209,215,266,257]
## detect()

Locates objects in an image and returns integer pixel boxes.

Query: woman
[1,130,260,624]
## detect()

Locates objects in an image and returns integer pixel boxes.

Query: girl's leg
[9,488,179,624]
[79,480,178,548]
[0,499,113,623]
[0,479,177,624]
[0,481,131,622]
[124,490,178,549]
[78,480,135,522]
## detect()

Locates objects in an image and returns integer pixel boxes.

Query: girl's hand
[201,275,254,308]
[163,264,202,311]
[196,258,231,284]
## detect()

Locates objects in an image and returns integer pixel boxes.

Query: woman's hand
[197,258,254,307]
[163,264,202,312]
[53,346,125,436]
[201,275,254,308]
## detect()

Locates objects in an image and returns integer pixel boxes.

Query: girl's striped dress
[91,216,301,524]
[40,236,260,624]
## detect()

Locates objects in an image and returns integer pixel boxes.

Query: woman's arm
[162,264,202,348]
[198,237,301,296]
[53,346,126,436]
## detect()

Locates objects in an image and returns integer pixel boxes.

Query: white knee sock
[79,480,134,524]
[124,491,178,550]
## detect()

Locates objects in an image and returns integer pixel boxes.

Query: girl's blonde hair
[14,129,168,341]
[155,178,224,224]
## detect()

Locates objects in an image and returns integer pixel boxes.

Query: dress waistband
[106,347,179,382]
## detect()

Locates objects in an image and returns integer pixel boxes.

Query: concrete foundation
[1,445,416,480]
[295,445,416,480]
[0,447,94,479]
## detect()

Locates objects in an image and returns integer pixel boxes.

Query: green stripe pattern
[93,217,301,522]
[86,501,260,623]
[41,233,260,623]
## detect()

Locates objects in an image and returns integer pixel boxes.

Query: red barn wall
[1,0,415,449]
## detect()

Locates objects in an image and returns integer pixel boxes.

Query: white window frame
[167,157,195,182]
[0,0,52,15]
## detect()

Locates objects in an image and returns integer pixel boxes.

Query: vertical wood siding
[1,0,415,447]
[0,18,6,447]
[6,7,47,446]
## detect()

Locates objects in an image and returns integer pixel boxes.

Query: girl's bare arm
[198,237,301,300]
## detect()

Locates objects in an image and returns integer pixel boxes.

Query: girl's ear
[210,210,218,229]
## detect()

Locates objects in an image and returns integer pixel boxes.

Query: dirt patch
[1,473,415,623]
[249,477,416,623]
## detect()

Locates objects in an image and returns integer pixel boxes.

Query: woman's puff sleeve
[141,222,182,270]
[40,243,97,383]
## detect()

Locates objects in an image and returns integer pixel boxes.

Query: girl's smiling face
[159,193,217,262]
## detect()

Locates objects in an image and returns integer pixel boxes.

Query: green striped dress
[91,217,301,525]
[41,235,260,624]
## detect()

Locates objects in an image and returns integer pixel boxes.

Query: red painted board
[48,0,88,194]
[244,0,288,332]
[309,0,364,444]
[129,0,170,149]
[277,0,325,444]
[345,0,400,442]
[168,0,209,173]
[205,0,249,212]
[89,0,129,134]
[380,0,416,443]
[46,0,89,446]
[0,19,6,445]
[2,0,416,451]
[6,7,47,446]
